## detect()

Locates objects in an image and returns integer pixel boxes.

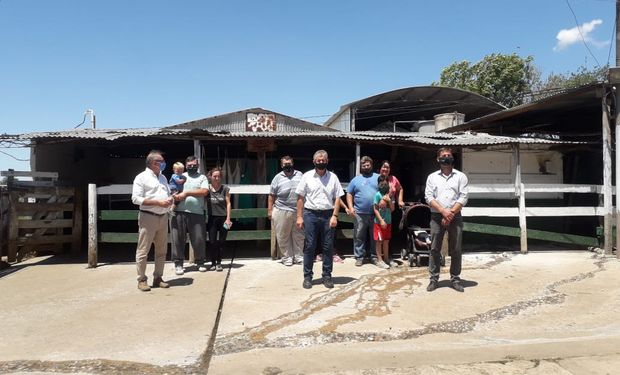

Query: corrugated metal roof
[165,107,338,133]
[324,86,505,131]
[7,128,580,146]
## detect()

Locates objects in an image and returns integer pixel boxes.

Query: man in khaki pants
[131,150,173,291]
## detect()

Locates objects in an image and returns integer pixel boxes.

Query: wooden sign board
[247,139,276,153]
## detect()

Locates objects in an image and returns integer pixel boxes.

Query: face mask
[158,162,166,171]
[438,157,454,165]
[282,165,293,173]
[187,166,198,174]
[314,162,327,171]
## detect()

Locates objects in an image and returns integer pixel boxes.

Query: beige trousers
[136,212,169,282]
[272,207,304,260]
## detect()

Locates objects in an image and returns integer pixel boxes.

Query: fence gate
[2,171,82,263]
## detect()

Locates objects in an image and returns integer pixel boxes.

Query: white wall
[463,148,563,199]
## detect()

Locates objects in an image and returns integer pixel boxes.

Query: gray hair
[146,150,163,167]
[313,149,328,161]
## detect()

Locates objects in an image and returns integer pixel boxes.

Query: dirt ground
[1,250,619,374]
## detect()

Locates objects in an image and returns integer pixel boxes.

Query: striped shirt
[270,170,302,212]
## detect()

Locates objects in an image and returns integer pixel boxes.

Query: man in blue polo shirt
[346,156,380,267]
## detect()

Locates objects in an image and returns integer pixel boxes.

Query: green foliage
[435,53,607,107]
[435,53,536,107]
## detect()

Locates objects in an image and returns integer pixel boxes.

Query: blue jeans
[302,209,334,280]
[353,213,376,260]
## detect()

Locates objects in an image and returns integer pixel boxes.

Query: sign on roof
[246,113,276,132]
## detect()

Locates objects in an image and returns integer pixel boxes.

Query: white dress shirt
[131,168,171,215]
[295,169,344,211]
[424,168,469,213]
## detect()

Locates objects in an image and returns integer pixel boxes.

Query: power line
[565,0,602,68]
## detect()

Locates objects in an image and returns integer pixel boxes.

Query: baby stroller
[399,203,444,267]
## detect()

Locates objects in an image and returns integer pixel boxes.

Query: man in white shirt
[424,147,469,293]
[131,150,173,292]
[295,150,344,289]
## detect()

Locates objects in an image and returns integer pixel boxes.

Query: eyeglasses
[154,159,165,163]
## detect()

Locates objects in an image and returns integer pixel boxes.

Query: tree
[528,64,608,101]
[435,53,537,107]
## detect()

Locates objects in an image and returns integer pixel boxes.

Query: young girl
[206,167,232,272]
[373,176,394,269]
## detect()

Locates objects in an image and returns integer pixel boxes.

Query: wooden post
[8,192,18,263]
[71,187,83,256]
[518,183,528,254]
[512,145,527,253]
[87,184,98,268]
[602,96,614,255]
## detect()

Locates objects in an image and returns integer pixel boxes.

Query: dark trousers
[302,209,334,280]
[170,212,206,266]
[207,215,228,266]
[429,213,463,282]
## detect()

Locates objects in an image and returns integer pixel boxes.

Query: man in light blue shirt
[425,147,469,293]
[346,156,380,267]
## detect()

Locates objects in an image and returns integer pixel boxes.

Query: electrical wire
[0,149,29,161]
[74,112,88,129]
[607,9,616,66]
[565,0,602,68]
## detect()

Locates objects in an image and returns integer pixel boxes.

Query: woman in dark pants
[206,167,232,271]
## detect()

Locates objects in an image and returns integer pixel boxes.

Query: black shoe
[426,280,438,292]
[322,277,334,289]
[303,279,312,289]
[451,281,464,292]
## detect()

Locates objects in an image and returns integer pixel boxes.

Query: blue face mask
[159,162,166,171]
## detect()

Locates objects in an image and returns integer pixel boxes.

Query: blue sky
[0,0,614,172]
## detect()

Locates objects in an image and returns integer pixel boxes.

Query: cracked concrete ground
[1,251,620,374]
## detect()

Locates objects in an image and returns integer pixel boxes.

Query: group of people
[131,147,468,294]
[131,151,231,292]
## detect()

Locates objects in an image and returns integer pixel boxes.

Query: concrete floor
[1,251,620,374]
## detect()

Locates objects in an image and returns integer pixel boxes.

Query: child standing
[373,177,394,269]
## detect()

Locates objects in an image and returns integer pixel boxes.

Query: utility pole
[614,0,620,257]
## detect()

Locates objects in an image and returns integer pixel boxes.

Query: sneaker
[282,257,293,266]
[208,265,216,271]
[303,279,312,289]
[355,258,363,267]
[175,265,184,275]
[137,280,151,292]
[294,256,304,264]
[370,258,379,265]
[198,265,207,272]
[332,254,344,263]
[152,277,169,288]
[376,261,390,269]
[388,259,398,267]
[427,280,438,292]
[216,264,223,272]
[315,254,322,262]
[322,277,334,289]
[451,280,464,292]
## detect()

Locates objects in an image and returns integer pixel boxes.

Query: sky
[0,0,615,172]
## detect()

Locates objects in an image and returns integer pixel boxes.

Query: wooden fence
[1,171,82,263]
[86,182,605,267]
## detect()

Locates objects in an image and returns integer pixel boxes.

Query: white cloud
[553,19,608,51]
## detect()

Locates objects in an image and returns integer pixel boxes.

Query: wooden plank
[231,208,268,219]
[100,230,273,243]
[17,234,75,245]
[18,219,74,228]
[602,96,613,254]
[518,183,528,254]
[14,186,75,197]
[14,202,74,213]
[463,222,598,247]
[101,208,271,221]
[462,206,605,217]
[1,171,58,178]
